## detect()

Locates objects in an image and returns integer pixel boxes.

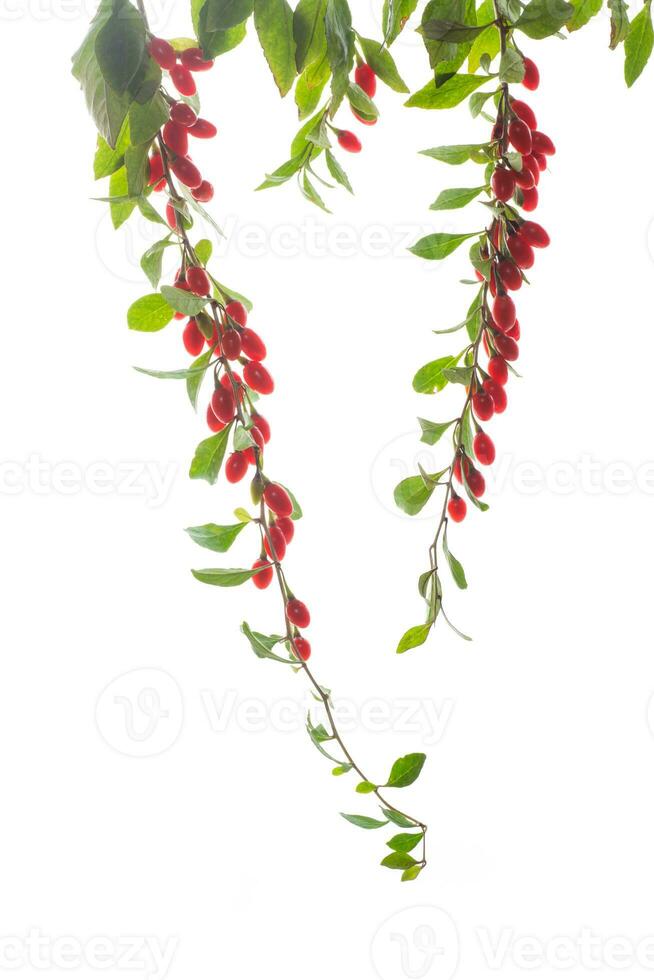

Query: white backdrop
[2,2,654,978]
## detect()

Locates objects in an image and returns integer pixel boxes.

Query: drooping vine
[258,0,652,651]
[72,0,429,880]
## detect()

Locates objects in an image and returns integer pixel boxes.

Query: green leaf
[301,171,331,212]
[443,527,468,588]
[325,150,353,193]
[341,813,389,829]
[160,285,209,316]
[72,0,132,147]
[241,622,294,663]
[430,185,485,210]
[185,522,247,553]
[381,808,419,829]
[397,623,432,653]
[189,424,233,484]
[499,48,525,82]
[386,752,427,788]
[346,81,379,120]
[402,864,424,881]
[381,851,418,870]
[294,0,328,70]
[515,0,575,37]
[137,195,166,225]
[332,764,353,776]
[109,166,137,229]
[358,36,409,93]
[466,0,498,70]
[254,0,296,96]
[442,365,472,384]
[140,237,173,289]
[624,2,653,84]
[356,781,377,794]
[413,354,459,394]
[324,0,355,114]
[383,0,420,44]
[94,4,146,94]
[420,142,487,164]
[125,141,150,196]
[133,362,211,380]
[394,470,444,516]
[420,18,488,41]
[410,231,477,260]
[129,90,169,144]
[609,0,630,47]
[387,832,424,852]
[295,57,331,117]
[256,152,307,191]
[187,349,213,410]
[93,117,130,178]
[418,418,455,445]
[195,239,213,265]
[406,73,486,108]
[205,0,254,31]
[198,3,249,57]
[127,293,175,332]
[192,567,261,587]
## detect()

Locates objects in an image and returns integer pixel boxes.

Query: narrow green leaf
[381,851,418,870]
[407,73,487,109]
[430,185,485,210]
[420,142,487,164]
[410,231,477,260]
[160,285,209,315]
[254,0,297,96]
[609,0,630,47]
[189,424,233,484]
[325,149,353,193]
[193,566,261,587]
[341,813,389,829]
[397,623,432,653]
[381,808,419,829]
[624,2,653,85]
[294,0,328,71]
[187,349,213,410]
[387,832,424,852]
[418,418,455,446]
[241,622,294,663]
[185,522,247,553]
[443,527,468,589]
[140,237,174,289]
[358,36,409,92]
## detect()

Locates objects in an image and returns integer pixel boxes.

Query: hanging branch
[72,0,428,881]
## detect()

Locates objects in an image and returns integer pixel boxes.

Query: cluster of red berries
[251,484,311,661]
[334,61,377,156]
[447,57,554,526]
[146,37,217,204]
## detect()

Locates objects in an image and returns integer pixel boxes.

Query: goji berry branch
[73,0,428,881]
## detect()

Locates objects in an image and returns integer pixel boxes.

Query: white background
[1,1,654,978]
